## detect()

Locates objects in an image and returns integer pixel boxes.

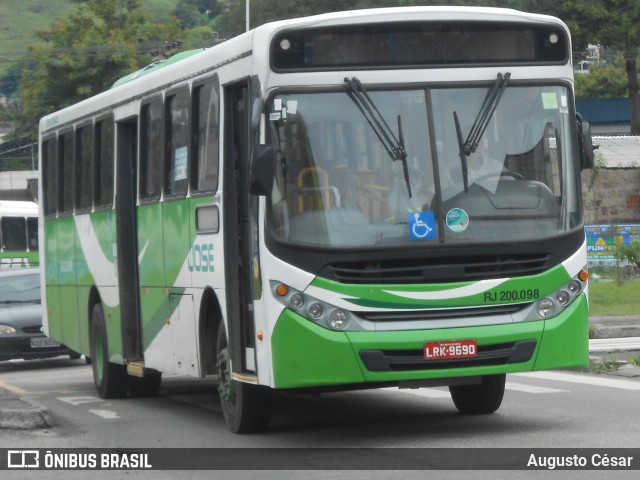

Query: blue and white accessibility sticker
[408,211,436,240]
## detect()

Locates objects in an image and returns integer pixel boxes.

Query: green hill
[0,0,177,78]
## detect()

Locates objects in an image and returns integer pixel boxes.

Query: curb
[0,388,53,430]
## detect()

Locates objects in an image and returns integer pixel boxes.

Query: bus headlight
[537,298,555,318]
[271,281,352,331]
[329,310,349,330]
[535,269,587,320]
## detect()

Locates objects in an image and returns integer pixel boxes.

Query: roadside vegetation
[589,278,640,316]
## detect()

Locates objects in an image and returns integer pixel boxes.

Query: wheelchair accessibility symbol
[408,211,436,240]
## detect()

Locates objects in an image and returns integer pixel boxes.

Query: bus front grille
[325,254,553,284]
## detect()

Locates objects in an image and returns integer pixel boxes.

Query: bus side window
[76,124,94,211]
[59,132,75,214]
[140,99,164,201]
[165,89,190,197]
[27,218,38,251]
[95,117,115,208]
[191,77,220,193]
[1,217,27,251]
[42,138,58,217]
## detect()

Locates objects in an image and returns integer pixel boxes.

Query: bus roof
[39,6,569,134]
[0,200,38,216]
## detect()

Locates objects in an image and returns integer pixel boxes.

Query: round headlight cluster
[535,270,587,320]
[272,281,351,331]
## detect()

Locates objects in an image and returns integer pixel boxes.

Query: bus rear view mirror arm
[250,144,275,196]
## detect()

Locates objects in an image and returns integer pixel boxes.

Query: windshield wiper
[454,72,510,192]
[345,77,412,197]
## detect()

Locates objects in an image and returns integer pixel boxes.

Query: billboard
[585,224,640,263]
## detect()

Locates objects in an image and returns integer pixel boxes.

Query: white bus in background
[0,200,39,268]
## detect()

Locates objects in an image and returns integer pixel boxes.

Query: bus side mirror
[576,113,595,170]
[250,144,275,196]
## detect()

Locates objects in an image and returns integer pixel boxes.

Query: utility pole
[246,0,250,32]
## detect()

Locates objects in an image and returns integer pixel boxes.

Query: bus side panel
[162,200,192,289]
[74,214,92,357]
[137,203,166,288]
[56,216,81,353]
[43,219,62,342]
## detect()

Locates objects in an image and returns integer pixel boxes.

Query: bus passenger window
[27,218,38,251]
[42,139,58,216]
[76,125,93,211]
[95,118,114,208]
[140,100,163,200]
[59,132,74,214]
[166,90,190,197]
[192,78,220,193]
[1,217,27,251]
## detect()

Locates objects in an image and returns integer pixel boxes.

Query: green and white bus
[39,7,594,433]
[0,200,39,268]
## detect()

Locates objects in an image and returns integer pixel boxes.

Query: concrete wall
[581,167,640,224]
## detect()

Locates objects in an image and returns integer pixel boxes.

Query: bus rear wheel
[90,303,128,399]
[449,374,506,415]
[216,322,272,433]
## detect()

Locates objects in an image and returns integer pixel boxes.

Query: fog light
[556,290,570,306]
[308,303,323,319]
[0,325,16,335]
[329,309,349,329]
[290,293,304,309]
[537,298,555,318]
[568,279,582,295]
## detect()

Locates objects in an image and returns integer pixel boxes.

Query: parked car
[0,267,79,362]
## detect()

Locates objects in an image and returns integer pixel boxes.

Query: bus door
[162,87,198,376]
[115,118,143,364]
[223,81,258,376]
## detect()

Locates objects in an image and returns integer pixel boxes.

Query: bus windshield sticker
[408,211,436,240]
[446,208,469,232]
[542,92,558,110]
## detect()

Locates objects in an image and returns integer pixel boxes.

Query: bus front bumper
[271,295,589,389]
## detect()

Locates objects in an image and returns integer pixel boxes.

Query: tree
[574,59,630,98]
[557,1,640,134]
[16,0,180,139]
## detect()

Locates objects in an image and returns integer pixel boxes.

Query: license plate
[424,339,477,360]
[30,337,61,348]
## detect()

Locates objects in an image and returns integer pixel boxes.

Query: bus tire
[449,374,506,415]
[90,303,128,399]
[216,322,272,433]
[128,372,162,397]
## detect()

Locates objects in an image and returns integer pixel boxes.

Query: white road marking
[505,382,568,394]
[513,371,640,391]
[89,409,120,419]
[57,396,103,406]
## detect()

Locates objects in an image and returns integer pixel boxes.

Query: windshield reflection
[267,84,580,248]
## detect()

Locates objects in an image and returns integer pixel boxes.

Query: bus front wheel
[216,322,272,433]
[449,374,506,415]
[90,303,128,399]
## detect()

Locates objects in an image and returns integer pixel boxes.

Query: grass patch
[588,279,640,316]
[629,356,640,367]
[588,359,622,374]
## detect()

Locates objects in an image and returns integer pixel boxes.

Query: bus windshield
[267,83,580,248]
